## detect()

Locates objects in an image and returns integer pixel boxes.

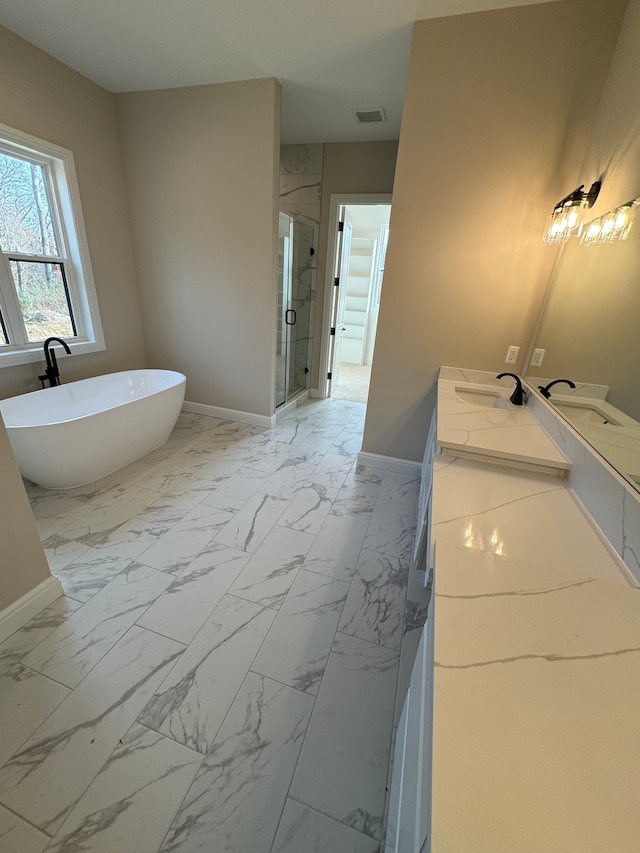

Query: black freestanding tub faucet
[39,337,71,388]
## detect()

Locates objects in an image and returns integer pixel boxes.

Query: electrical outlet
[530,348,545,367]
[505,345,519,364]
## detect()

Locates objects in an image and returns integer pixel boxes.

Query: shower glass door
[276,213,314,408]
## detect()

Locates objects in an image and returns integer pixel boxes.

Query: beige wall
[0,27,147,399]
[0,27,146,613]
[116,79,281,417]
[312,141,398,388]
[363,0,627,461]
[0,413,52,611]
[580,0,640,216]
[526,0,640,421]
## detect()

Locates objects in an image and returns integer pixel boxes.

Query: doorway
[321,195,392,403]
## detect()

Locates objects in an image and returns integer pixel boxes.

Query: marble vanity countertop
[429,452,639,853]
[437,367,570,474]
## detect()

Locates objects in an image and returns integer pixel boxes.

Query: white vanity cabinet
[386,409,437,853]
[385,593,434,853]
[385,368,640,853]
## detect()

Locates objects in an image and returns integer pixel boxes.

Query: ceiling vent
[353,107,387,124]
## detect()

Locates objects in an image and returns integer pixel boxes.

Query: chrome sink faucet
[496,372,527,406]
[39,337,71,388]
[538,378,576,398]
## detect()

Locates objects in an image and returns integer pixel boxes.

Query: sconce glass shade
[543,199,587,244]
[581,200,638,246]
[543,181,601,245]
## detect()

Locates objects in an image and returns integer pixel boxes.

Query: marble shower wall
[280,145,323,394]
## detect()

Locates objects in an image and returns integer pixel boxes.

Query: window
[0,123,104,366]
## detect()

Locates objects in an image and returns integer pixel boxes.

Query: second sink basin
[554,402,619,426]
[455,388,507,408]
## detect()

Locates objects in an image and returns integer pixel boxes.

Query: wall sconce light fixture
[543,180,601,244]
[580,198,639,245]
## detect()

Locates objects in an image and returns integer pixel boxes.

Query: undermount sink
[455,388,506,408]
[553,402,619,426]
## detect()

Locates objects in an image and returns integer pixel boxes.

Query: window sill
[0,339,106,369]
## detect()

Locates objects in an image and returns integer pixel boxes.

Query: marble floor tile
[214,492,289,553]
[14,397,411,853]
[277,482,337,535]
[0,664,70,768]
[256,458,322,500]
[41,538,91,575]
[22,564,172,688]
[311,451,354,490]
[338,549,408,651]
[136,544,250,644]
[44,724,203,853]
[174,445,246,481]
[0,596,81,676]
[290,632,399,840]
[329,430,363,458]
[54,552,139,603]
[63,466,158,507]
[0,804,49,853]
[0,625,184,835]
[271,799,380,853]
[159,672,314,853]
[230,443,298,475]
[133,464,221,497]
[200,467,270,512]
[139,595,275,753]
[330,476,380,518]
[28,493,87,522]
[38,486,156,548]
[228,525,315,609]
[363,499,416,562]
[252,570,349,694]
[351,464,385,485]
[303,513,369,581]
[378,470,420,505]
[134,489,212,526]
[138,504,234,574]
[91,513,173,555]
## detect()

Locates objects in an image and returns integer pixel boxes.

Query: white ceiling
[0,0,560,144]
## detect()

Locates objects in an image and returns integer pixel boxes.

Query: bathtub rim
[0,369,186,430]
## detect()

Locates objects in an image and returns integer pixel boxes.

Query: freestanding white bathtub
[0,369,186,489]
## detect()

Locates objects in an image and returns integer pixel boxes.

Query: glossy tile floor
[0,397,419,853]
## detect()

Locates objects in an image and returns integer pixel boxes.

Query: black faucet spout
[496,372,527,406]
[42,337,72,387]
[538,378,576,399]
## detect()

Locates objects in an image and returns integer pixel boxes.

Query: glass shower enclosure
[276,212,314,408]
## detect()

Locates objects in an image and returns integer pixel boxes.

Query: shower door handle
[285,309,297,325]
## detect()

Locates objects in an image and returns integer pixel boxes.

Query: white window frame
[0,122,104,367]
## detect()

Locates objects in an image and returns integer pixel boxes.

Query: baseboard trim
[183,401,276,429]
[358,451,421,476]
[0,576,64,643]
